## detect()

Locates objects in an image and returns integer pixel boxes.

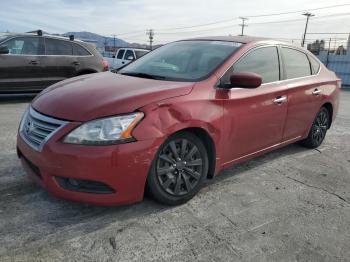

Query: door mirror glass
[229,72,262,89]
[0,45,9,54]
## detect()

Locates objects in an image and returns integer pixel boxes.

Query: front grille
[19,107,68,152]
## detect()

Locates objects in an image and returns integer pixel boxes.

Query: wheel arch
[322,102,333,128]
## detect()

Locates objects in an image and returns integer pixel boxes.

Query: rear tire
[301,107,330,149]
[147,131,208,205]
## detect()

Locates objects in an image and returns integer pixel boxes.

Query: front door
[220,46,288,164]
[0,36,45,93]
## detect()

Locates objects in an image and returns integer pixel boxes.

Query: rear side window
[124,50,135,60]
[281,47,311,79]
[45,38,73,55]
[117,49,125,59]
[308,55,320,75]
[220,46,280,86]
[135,50,148,59]
[72,43,90,56]
[3,37,44,55]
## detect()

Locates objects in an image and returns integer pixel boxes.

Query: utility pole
[239,17,248,36]
[326,38,331,66]
[301,12,315,47]
[103,37,108,53]
[111,34,117,52]
[146,29,154,50]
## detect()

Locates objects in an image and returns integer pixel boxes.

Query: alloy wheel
[156,138,203,196]
[312,109,329,145]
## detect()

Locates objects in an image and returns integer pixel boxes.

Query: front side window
[2,37,44,55]
[220,46,280,87]
[124,50,135,60]
[281,47,311,79]
[117,49,125,59]
[45,38,73,55]
[120,41,242,81]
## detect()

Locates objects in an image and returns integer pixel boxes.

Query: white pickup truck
[106,48,149,70]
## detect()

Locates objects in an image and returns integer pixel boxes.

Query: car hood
[32,72,194,121]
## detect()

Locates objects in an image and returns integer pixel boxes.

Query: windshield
[0,35,9,43]
[119,40,242,81]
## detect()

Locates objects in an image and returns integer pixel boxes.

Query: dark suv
[0,33,108,94]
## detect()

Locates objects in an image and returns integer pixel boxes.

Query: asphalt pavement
[0,91,350,262]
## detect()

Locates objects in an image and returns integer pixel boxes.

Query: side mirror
[126,56,134,61]
[229,72,262,89]
[0,46,9,55]
[112,55,116,58]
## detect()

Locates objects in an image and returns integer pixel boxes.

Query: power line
[245,3,350,18]
[155,3,350,32]
[109,4,350,40]
[153,12,350,36]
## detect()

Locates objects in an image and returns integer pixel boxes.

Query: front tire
[301,107,330,148]
[147,131,208,205]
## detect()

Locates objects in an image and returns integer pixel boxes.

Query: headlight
[63,112,144,145]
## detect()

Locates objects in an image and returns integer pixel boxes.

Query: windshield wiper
[120,72,166,80]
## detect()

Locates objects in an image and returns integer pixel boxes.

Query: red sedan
[17,36,340,206]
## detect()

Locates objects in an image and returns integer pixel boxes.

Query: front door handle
[274,96,287,105]
[312,89,321,96]
[29,60,39,65]
[72,61,80,66]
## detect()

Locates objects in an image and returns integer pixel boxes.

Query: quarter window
[72,43,90,56]
[281,47,311,79]
[135,50,148,59]
[117,49,125,59]
[45,38,73,55]
[220,46,280,86]
[3,37,44,55]
[308,55,320,75]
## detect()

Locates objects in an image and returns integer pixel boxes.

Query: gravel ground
[0,91,350,262]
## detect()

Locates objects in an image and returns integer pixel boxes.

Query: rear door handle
[312,89,321,96]
[29,60,39,65]
[72,61,80,66]
[274,96,287,105]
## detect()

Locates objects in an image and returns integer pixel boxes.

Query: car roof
[120,48,149,51]
[181,35,309,52]
[186,35,271,44]
[0,32,86,43]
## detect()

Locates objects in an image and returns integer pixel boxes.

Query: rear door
[41,37,77,86]
[0,36,45,93]
[221,46,288,164]
[280,46,322,140]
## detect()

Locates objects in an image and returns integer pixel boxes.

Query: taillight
[336,79,342,89]
[102,59,109,71]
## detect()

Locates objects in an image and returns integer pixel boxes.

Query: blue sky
[1,0,350,45]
